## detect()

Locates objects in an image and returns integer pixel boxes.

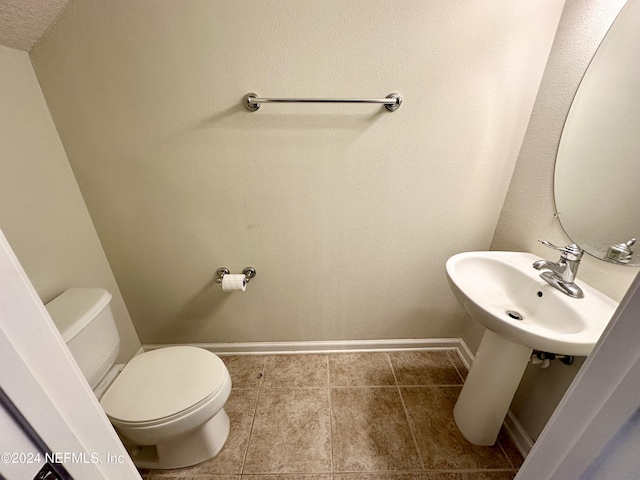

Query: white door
[516,271,640,479]
[0,228,141,480]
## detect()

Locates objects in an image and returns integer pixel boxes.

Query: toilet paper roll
[222,274,247,292]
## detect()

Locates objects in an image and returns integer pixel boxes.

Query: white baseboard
[141,336,533,457]
[454,338,474,370]
[504,409,535,458]
[142,337,461,355]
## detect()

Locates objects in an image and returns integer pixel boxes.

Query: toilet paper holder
[215,267,257,284]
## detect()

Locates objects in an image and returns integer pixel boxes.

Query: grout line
[238,357,266,475]
[258,385,339,390]
[448,349,468,383]
[329,384,463,389]
[326,354,335,473]
[331,468,521,473]
[328,468,521,475]
[386,352,426,471]
[154,468,519,478]
[446,350,466,383]
[497,438,514,469]
[239,472,333,476]
[495,431,521,469]
[238,390,259,475]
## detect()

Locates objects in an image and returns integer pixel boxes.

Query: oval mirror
[554,0,640,266]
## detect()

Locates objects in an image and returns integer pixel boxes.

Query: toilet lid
[100,346,227,424]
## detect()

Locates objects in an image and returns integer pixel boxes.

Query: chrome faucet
[532,240,584,298]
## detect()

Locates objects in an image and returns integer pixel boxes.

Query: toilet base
[125,408,230,469]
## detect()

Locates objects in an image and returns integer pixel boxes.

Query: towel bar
[243,93,402,112]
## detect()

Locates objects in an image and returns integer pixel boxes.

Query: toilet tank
[46,288,120,389]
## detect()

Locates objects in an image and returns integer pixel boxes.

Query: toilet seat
[101,346,228,427]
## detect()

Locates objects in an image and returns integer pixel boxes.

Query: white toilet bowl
[100,346,232,469]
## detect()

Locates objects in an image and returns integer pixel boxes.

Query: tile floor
[140,350,523,479]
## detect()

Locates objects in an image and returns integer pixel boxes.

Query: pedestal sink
[446,251,618,446]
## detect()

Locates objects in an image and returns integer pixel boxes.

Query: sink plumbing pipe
[529,356,550,369]
[529,351,574,369]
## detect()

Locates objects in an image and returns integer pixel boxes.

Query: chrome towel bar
[243,93,402,112]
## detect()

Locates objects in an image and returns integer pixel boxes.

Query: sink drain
[506,310,523,321]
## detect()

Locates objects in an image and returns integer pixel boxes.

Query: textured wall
[0,45,141,362]
[490,1,637,303]
[0,0,70,51]
[31,0,564,345]
[480,0,635,442]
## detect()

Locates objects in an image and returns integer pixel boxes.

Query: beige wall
[30,0,564,345]
[473,0,636,442]
[0,45,141,362]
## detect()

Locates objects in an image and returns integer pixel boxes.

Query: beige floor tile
[243,388,331,474]
[148,476,239,479]
[497,427,524,468]
[149,389,259,476]
[445,350,468,381]
[329,352,395,386]
[335,474,516,480]
[389,351,462,386]
[425,473,517,480]
[221,355,267,388]
[400,387,512,470]
[331,387,422,472]
[262,354,329,387]
[334,473,427,480]
[240,476,331,480]
[135,351,521,479]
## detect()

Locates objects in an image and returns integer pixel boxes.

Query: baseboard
[454,338,474,370]
[504,409,535,458]
[143,337,461,355]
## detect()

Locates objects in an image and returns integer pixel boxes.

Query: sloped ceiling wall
[0,0,69,51]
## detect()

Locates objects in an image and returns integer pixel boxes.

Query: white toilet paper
[221,274,247,292]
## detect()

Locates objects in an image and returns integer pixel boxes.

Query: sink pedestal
[453,329,532,446]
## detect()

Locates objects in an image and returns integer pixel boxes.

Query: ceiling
[0,0,70,51]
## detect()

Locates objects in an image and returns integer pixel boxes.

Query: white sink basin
[446,251,618,356]
[445,250,618,446]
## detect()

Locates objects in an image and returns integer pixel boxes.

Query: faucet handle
[539,239,561,251]
[605,238,636,264]
[538,240,583,260]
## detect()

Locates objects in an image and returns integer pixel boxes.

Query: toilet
[45,288,232,469]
